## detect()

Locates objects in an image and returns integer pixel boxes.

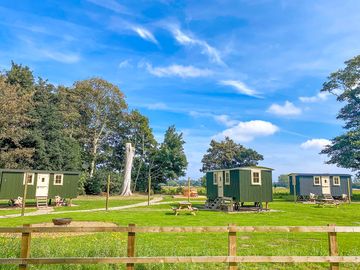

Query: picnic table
[316,198,340,208]
[172,201,198,216]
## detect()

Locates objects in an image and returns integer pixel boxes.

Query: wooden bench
[172,202,198,216]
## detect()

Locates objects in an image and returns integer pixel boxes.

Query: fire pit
[52,218,72,226]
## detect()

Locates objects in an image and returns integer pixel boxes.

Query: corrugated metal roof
[0,168,80,175]
[287,173,352,177]
[206,166,273,173]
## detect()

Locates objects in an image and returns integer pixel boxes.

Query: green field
[0,191,360,269]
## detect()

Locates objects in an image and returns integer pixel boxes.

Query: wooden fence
[0,224,360,270]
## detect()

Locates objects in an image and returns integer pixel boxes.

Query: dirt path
[0,197,163,219]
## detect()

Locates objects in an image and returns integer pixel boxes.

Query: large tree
[320,55,360,177]
[72,78,127,177]
[0,76,34,168]
[201,137,263,172]
[151,125,188,184]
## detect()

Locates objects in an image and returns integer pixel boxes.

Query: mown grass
[0,193,360,269]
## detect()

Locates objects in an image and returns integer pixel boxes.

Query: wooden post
[328,224,339,270]
[188,177,191,202]
[19,224,31,270]
[347,178,351,204]
[106,174,110,211]
[127,224,136,270]
[228,224,237,270]
[265,202,269,210]
[21,174,29,217]
[147,175,151,206]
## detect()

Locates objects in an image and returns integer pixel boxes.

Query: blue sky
[1,0,359,179]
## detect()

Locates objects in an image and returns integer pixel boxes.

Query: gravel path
[0,197,163,219]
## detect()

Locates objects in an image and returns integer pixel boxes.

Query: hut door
[217,172,224,197]
[321,176,331,195]
[36,174,50,197]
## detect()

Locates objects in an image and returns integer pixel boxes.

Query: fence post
[19,224,31,270]
[328,224,339,270]
[127,224,136,270]
[228,224,237,270]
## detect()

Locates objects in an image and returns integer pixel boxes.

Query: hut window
[225,171,230,185]
[251,170,261,185]
[333,176,340,186]
[23,173,34,185]
[54,174,63,185]
[313,176,321,185]
[213,172,217,185]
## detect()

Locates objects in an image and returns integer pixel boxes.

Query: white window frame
[251,170,262,185]
[225,170,230,185]
[333,176,340,186]
[213,172,217,185]
[53,174,64,186]
[23,173,35,185]
[313,176,321,186]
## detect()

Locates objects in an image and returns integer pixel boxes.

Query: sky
[0,0,359,180]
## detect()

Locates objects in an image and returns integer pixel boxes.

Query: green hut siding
[239,170,272,202]
[223,170,240,200]
[206,168,273,202]
[206,172,217,200]
[0,170,79,199]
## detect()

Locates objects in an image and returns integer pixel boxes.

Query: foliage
[275,174,289,187]
[201,137,263,171]
[320,55,360,177]
[85,169,124,195]
[71,78,128,177]
[151,125,188,185]
[0,75,34,168]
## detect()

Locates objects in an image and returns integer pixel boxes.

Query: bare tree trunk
[121,143,135,196]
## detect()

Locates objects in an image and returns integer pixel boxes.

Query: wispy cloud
[299,92,329,103]
[146,102,168,110]
[219,80,261,98]
[300,138,331,150]
[118,59,132,68]
[267,101,302,116]
[86,0,131,15]
[144,63,212,78]
[189,111,238,127]
[214,120,279,142]
[131,26,158,44]
[169,26,224,65]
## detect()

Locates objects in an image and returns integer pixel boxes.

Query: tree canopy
[320,55,360,177]
[201,137,263,172]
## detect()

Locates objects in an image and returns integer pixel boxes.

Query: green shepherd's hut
[0,169,79,205]
[205,166,273,210]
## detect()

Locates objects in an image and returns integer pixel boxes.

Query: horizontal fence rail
[0,224,359,270]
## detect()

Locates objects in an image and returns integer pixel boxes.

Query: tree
[320,55,360,177]
[0,76,34,168]
[277,174,289,187]
[151,125,188,184]
[201,137,263,171]
[72,78,127,177]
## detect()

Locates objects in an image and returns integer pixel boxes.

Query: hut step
[36,196,48,208]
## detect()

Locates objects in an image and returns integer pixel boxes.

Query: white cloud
[144,63,212,78]
[214,120,279,142]
[219,80,261,97]
[213,114,239,127]
[267,101,302,116]
[131,26,158,44]
[300,138,331,150]
[86,0,131,15]
[299,92,329,103]
[146,102,168,110]
[170,27,224,65]
[118,59,131,68]
[189,111,238,127]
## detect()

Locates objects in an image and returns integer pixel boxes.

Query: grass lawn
[0,193,360,269]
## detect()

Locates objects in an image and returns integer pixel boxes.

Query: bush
[84,169,124,195]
